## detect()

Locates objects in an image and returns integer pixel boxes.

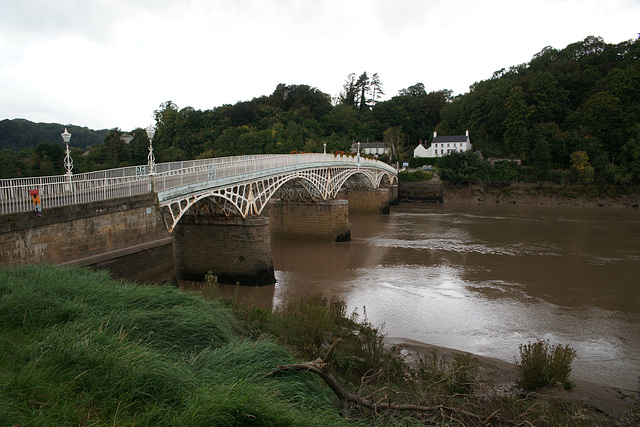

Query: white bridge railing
[0,153,396,215]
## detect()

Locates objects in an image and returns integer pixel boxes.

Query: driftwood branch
[268,358,451,417]
[266,339,496,422]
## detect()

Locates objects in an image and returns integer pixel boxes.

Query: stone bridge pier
[269,199,350,242]
[342,187,394,214]
[268,187,394,242]
[172,214,275,286]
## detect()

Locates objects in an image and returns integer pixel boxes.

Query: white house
[414,130,473,158]
[350,141,388,156]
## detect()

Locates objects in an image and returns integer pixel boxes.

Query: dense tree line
[438,35,640,184]
[2,35,639,185]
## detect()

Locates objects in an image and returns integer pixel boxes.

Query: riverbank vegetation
[516,340,577,391]
[2,35,639,188]
[2,265,634,425]
[398,169,434,182]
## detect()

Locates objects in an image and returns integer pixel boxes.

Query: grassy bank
[0,265,343,426]
[1,265,636,425]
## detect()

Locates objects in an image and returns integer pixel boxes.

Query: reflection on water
[179,280,275,311]
[271,203,640,390]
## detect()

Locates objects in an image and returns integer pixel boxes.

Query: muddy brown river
[226,203,640,390]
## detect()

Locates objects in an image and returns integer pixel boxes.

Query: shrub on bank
[516,339,577,390]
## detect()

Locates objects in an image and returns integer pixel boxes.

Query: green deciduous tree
[531,135,552,180]
[398,83,426,98]
[0,149,28,178]
[338,73,357,108]
[573,91,626,161]
[267,84,331,118]
[436,150,491,183]
[570,150,594,183]
[154,100,180,153]
[503,86,533,159]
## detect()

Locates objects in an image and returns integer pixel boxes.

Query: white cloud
[0,0,638,131]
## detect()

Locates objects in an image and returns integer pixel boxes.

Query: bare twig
[323,338,341,363]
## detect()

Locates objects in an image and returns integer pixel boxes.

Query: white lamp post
[145,125,156,175]
[323,142,326,154]
[357,141,361,162]
[61,128,73,177]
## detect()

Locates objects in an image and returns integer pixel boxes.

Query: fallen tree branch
[268,360,451,416]
[267,339,520,424]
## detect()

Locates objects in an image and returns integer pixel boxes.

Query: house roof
[432,135,468,143]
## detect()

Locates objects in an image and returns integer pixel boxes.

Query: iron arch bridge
[0,153,398,232]
[155,153,397,232]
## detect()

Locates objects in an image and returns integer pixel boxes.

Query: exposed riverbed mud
[399,181,640,209]
[386,337,639,421]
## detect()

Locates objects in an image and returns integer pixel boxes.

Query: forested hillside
[0,120,109,178]
[1,36,638,184]
[438,35,640,184]
[0,119,109,151]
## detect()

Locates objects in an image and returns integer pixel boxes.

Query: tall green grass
[0,264,347,426]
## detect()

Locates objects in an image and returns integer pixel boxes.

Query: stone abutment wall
[0,194,174,282]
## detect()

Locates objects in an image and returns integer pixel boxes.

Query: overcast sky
[0,0,638,132]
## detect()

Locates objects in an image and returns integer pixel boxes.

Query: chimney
[465,129,469,137]
[433,131,437,138]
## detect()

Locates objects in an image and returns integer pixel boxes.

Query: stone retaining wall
[0,194,174,282]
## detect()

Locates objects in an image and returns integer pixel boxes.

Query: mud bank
[399,181,640,209]
[386,337,639,421]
